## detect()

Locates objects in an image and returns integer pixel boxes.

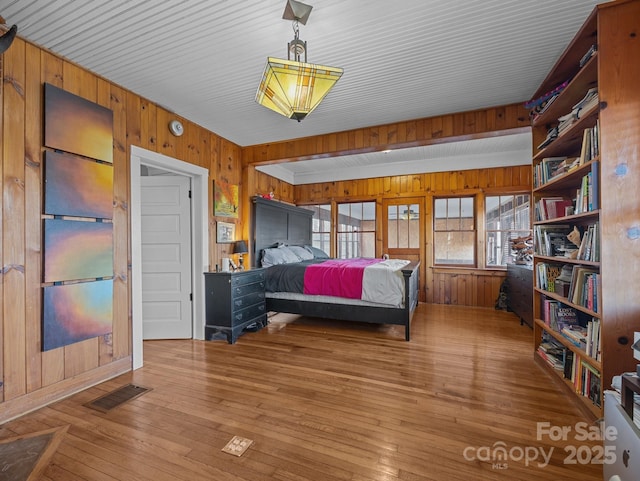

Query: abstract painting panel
[43,279,113,351]
[44,150,113,219]
[44,83,114,163]
[214,180,239,218]
[43,219,113,282]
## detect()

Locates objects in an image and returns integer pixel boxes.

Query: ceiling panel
[0,0,603,182]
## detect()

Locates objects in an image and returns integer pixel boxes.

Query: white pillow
[288,245,314,261]
[261,246,301,267]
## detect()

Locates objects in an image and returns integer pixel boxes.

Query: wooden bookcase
[530,0,640,419]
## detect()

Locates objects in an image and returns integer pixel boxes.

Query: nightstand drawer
[232,303,266,324]
[233,281,265,298]
[232,290,265,310]
[231,270,265,287]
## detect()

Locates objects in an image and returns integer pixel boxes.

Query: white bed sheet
[361,259,409,307]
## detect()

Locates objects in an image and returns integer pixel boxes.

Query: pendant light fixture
[255,0,343,122]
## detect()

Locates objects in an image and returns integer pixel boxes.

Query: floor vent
[84,384,151,413]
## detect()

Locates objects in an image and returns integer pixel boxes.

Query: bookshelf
[529,0,640,419]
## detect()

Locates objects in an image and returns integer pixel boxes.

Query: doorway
[130,146,209,369]
[382,197,424,301]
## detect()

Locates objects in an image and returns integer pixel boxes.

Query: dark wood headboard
[251,196,313,268]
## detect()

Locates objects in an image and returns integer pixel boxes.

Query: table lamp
[233,240,248,270]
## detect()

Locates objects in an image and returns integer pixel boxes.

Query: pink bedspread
[303,258,383,299]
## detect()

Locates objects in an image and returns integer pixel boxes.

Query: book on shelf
[525,80,569,120]
[572,87,599,117]
[573,162,599,215]
[579,44,597,67]
[535,197,574,221]
[568,266,599,310]
[578,124,600,166]
[538,335,566,371]
[558,111,578,134]
[584,317,601,361]
[537,126,559,150]
[576,222,599,262]
[541,297,560,328]
[564,350,574,380]
[562,324,587,350]
[556,305,579,330]
[554,264,575,297]
[581,361,602,407]
[534,156,567,187]
[536,262,563,293]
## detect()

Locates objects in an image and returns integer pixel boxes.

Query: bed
[251,196,420,340]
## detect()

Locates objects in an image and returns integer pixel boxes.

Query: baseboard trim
[0,357,132,424]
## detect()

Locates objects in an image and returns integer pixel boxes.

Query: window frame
[485,193,532,267]
[433,195,477,267]
[301,203,332,255]
[336,201,376,259]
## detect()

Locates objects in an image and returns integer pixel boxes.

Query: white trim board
[130,146,209,370]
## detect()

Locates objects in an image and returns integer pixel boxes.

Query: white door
[141,175,192,339]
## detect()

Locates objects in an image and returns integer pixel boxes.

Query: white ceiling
[1,0,602,183]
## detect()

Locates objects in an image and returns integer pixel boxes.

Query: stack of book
[534,225,574,257]
[576,222,600,262]
[526,80,569,121]
[536,262,563,293]
[562,324,588,350]
[578,122,600,165]
[534,156,575,187]
[568,266,599,311]
[535,197,574,221]
[541,297,579,331]
[573,87,599,119]
[537,126,559,150]
[574,161,599,214]
[537,335,567,371]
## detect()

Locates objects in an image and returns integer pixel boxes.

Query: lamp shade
[233,240,248,255]
[255,57,343,121]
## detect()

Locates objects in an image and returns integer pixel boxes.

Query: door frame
[382,196,426,302]
[130,146,209,369]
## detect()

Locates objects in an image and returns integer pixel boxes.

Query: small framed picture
[216,221,235,244]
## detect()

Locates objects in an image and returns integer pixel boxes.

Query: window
[337,202,375,258]
[434,197,475,266]
[301,204,331,254]
[485,194,531,266]
[387,203,420,249]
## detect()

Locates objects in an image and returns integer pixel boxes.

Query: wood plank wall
[0,38,243,422]
[243,106,532,308]
[290,166,532,306]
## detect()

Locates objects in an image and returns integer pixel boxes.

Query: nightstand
[204,268,267,343]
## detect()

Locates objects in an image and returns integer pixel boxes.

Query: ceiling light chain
[289,19,306,62]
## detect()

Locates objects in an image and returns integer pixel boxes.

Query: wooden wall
[243,105,532,308]
[292,166,532,306]
[0,38,243,422]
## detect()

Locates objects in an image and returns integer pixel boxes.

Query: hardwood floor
[1,304,603,480]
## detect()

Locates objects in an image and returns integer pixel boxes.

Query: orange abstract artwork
[214,180,239,218]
